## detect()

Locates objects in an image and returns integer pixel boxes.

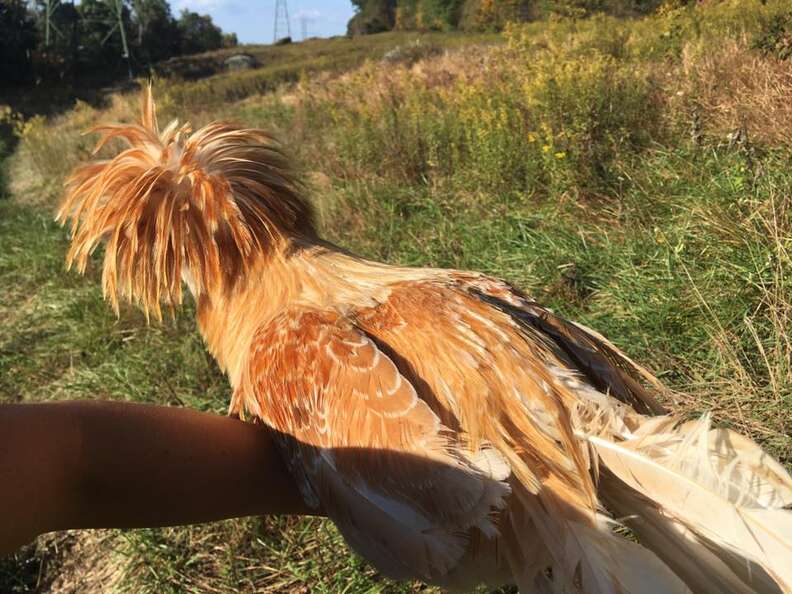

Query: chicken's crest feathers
[57,86,312,319]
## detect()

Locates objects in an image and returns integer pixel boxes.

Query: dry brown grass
[673,38,792,147]
[37,532,124,594]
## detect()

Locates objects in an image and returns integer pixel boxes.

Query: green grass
[304,146,791,460]
[2,3,792,591]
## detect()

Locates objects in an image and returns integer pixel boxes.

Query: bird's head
[57,87,313,320]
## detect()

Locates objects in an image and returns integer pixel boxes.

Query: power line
[273,0,290,43]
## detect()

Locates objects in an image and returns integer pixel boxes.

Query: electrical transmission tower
[273,0,291,42]
[107,0,132,79]
[37,0,131,78]
[41,0,63,47]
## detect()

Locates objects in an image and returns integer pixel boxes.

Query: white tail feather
[601,477,779,594]
[568,522,691,594]
[507,484,691,594]
[587,416,792,593]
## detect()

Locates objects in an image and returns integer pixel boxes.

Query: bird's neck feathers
[57,87,314,322]
[195,245,441,387]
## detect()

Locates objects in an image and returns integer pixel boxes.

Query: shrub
[626,0,792,60]
[298,26,661,195]
[381,39,444,65]
[752,12,792,60]
[16,102,97,183]
[520,49,660,192]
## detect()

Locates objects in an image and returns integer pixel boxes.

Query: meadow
[1,1,791,591]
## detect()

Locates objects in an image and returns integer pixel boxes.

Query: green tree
[31,0,82,80]
[0,0,37,84]
[459,0,534,31]
[131,0,179,64]
[176,9,223,55]
[347,0,397,35]
[418,0,465,29]
[75,0,132,74]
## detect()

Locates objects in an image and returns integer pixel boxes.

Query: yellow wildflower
[554,151,566,159]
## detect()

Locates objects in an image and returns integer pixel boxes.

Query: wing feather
[237,308,511,581]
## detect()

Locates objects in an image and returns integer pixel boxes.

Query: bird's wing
[452,272,668,416]
[352,277,600,506]
[350,277,690,592]
[235,308,511,582]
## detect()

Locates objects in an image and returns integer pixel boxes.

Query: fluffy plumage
[57,89,311,319]
[59,88,792,593]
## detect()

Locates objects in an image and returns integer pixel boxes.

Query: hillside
[2,1,792,591]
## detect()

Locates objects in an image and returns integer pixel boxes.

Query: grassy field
[2,1,792,591]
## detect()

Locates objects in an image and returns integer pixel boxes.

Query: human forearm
[0,400,309,556]
[0,401,81,555]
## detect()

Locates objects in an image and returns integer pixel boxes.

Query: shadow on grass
[0,125,15,200]
[0,545,41,593]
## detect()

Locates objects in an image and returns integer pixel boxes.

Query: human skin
[0,400,312,557]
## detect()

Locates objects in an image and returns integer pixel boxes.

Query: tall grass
[269,30,661,196]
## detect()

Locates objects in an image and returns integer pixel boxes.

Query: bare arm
[0,400,311,557]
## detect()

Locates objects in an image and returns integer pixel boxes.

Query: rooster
[57,89,792,594]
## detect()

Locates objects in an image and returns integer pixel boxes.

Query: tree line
[0,0,238,86]
[347,0,662,34]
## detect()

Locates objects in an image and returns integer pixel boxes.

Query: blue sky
[171,0,357,44]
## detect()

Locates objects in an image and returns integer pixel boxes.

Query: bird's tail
[590,413,792,594]
[502,408,792,594]
[489,305,792,594]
